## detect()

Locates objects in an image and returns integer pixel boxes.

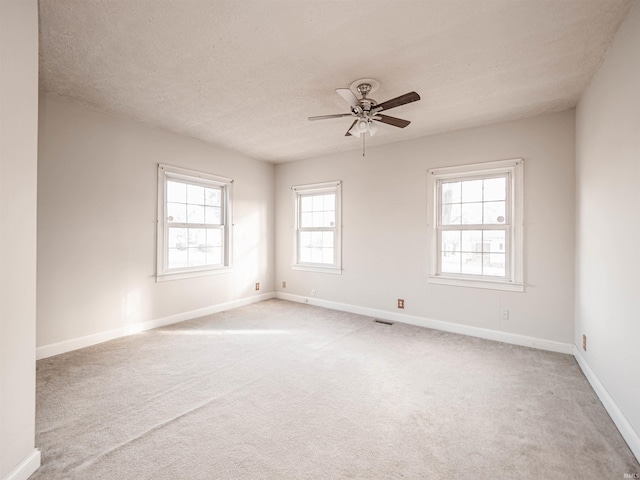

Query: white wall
[37,95,275,350]
[0,0,40,477]
[575,0,640,453]
[276,110,575,345]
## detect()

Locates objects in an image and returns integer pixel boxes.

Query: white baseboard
[573,346,640,462]
[36,292,276,360]
[3,449,40,480]
[275,292,573,354]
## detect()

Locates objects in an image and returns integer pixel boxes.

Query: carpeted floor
[33,299,639,479]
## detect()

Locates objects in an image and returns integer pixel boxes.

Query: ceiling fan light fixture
[349,118,377,137]
[349,118,369,137]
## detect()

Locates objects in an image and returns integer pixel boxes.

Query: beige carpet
[34,299,639,479]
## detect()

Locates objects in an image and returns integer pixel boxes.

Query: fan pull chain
[362,133,366,157]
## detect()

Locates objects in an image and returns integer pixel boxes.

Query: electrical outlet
[398,299,405,309]
[255,282,260,291]
[583,334,587,352]
[311,289,316,296]
[500,308,509,320]
[282,281,286,288]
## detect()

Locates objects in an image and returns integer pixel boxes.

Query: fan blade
[308,113,353,121]
[374,114,411,128]
[345,119,357,136]
[336,88,359,108]
[374,92,420,112]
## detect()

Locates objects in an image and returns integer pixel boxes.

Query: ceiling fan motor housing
[356,83,377,112]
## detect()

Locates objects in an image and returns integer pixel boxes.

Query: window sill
[157,267,232,282]
[427,275,524,292]
[292,264,342,275]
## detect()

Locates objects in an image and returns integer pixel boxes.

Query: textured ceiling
[38,0,633,163]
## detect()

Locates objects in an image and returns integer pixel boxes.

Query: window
[292,181,342,274]
[157,164,232,281]
[427,159,524,292]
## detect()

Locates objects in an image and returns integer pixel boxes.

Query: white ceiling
[38,0,633,163]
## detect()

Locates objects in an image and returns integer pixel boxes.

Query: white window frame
[292,181,342,274]
[156,164,233,282]
[427,159,524,292]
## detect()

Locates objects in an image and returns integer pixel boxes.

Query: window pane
[187,184,205,205]
[462,252,482,275]
[461,203,482,224]
[300,247,312,263]
[322,231,334,247]
[311,231,323,247]
[301,212,313,228]
[483,230,506,253]
[442,204,461,225]
[167,181,186,203]
[300,231,312,248]
[168,248,188,269]
[188,248,207,267]
[187,204,205,224]
[483,201,506,224]
[188,228,206,248]
[167,202,186,223]
[297,230,336,265]
[300,196,313,212]
[168,228,187,249]
[205,187,221,207]
[441,181,461,204]
[484,253,506,277]
[207,229,222,247]
[441,252,461,273]
[483,177,506,201]
[312,212,323,227]
[461,180,482,202]
[312,195,323,211]
[207,247,222,265]
[461,230,482,252]
[442,230,461,254]
[323,194,335,211]
[323,211,335,227]
[205,206,222,225]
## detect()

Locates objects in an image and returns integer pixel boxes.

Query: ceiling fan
[308,79,421,139]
